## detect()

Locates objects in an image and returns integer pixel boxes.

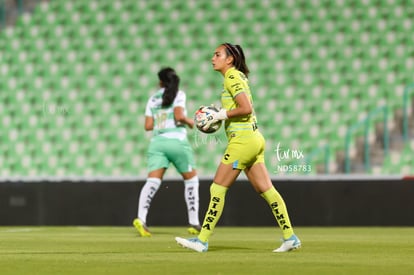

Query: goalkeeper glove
[201,107,228,131]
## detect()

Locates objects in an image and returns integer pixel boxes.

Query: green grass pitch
[1,226,413,275]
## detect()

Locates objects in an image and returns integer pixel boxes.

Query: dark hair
[222,43,250,77]
[158,67,180,107]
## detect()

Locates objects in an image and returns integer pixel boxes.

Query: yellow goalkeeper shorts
[221,130,265,170]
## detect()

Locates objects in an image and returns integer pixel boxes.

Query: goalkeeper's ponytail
[158,67,180,108]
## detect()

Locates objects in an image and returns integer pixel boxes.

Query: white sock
[137,177,161,224]
[184,176,200,226]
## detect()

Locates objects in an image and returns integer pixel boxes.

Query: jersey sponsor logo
[231,83,243,93]
[252,122,258,131]
[224,153,230,160]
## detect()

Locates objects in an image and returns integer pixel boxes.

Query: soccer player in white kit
[133,67,201,236]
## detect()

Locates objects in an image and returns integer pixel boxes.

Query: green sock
[198,183,228,243]
[261,186,294,239]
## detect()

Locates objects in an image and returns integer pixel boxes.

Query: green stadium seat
[1,0,413,176]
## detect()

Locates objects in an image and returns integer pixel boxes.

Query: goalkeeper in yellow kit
[176,43,301,253]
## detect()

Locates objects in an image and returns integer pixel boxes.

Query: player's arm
[174,106,194,128]
[144,97,154,131]
[226,92,252,118]
[145,116,154,131]
[222,73,252,118]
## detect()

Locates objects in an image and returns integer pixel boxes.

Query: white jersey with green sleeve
[145,88,188,140]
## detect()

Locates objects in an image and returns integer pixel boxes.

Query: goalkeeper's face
[212,45,233,75]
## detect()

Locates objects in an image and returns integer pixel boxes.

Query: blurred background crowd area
[0,0,413,178]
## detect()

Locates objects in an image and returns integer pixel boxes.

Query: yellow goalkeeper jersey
[221,67,258,136]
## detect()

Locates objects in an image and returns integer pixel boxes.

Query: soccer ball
[194,106,222,134]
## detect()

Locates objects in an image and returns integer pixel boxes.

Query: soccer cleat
[187,224,202,235]
[133,218,151,237]
[175,237,208,252]
[273,234,301,252]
